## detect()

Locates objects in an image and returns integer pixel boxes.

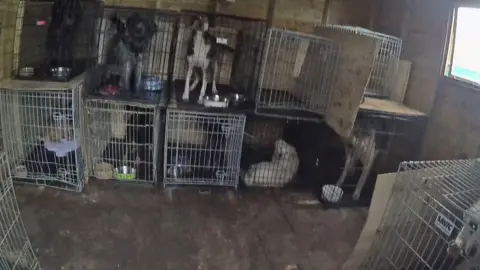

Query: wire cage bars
[362,159,480,270]
[92,6,178,104]
[164,109,245,188]
[241,116,300,188]
[0,152,41,269]
[0,85,84,192]
[85,98,162,185]
[255,28,339,120]
[172,11,267,105]
[14,0,101,81]
[319,25,402,99]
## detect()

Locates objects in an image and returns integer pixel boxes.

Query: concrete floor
[15,183,367,270]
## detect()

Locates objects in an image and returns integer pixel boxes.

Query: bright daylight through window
[447,7,480,85]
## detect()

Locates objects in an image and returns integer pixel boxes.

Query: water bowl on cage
[50,67,71,80]
[215,170,227,180]
[203,94,229,108]
[321,185,343,203]
[167,155,192,179]
[114,166,136,181]
[13,165,28,178]
[94,162,114,180]
[58,168,72,181]
[143,77,164,92]
[227,93,248,108]
[19,67,34,77]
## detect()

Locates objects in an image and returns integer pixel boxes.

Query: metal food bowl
[228,93,248,107]
[50,67,71,79]
[203,94,229,108]
[143,77,164,92]
[114,166,136,181]
[19,67,34,77]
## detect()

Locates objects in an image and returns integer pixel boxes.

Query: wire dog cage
[241,116,300,188]
[164,109,245,188]
[319,25,402,100]
[15,0,101,81]
[362,159,480,270]
[255,28,339,121]
[172,11,266,107]
[0,83,84,192]
[85,98,162,185]
[91,6,178,105]
[0,152,41,269]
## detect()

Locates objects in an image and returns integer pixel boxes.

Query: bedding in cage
[254,28,339,120]
[0,87,84,192]
[90,6,178,104]
[164,109,245,188]
[0,152,41,269]
[15,0,101,81]
[315,25,402,100]
[319,112,415,207]
[362,159,480,270]
[85,98,162,184]
[172,11,266,109]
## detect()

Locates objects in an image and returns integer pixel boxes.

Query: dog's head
[191,15,209,32]
[111,12,157,54]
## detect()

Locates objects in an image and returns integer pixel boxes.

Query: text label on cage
[435,212,455,237]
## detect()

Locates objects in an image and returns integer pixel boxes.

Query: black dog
[104,12,157,96]
[46,0,82,67]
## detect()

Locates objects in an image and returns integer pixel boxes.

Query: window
[445,6,480,86]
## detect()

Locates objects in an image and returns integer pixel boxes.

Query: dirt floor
[15,183,367,270]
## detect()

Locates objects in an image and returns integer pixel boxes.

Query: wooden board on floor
[391,60,412,103]
[360,97,426,116]
[314,27,377,138]
[340,172,397,270]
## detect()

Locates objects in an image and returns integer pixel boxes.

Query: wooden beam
[266,0,276,27]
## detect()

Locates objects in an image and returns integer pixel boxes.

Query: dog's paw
[197,97,204,105]
[182,93,190,102]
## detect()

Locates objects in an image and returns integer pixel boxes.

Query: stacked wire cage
[362,159,480,270]
[255,28,340,120]
[240,115,300,188]
[0,152,41,269]
[164,109,245,188]
[319,25,402,100]
[172,11,266,107]
[14,0,101,81]
[91,6,179,105]
[0,83,85,192]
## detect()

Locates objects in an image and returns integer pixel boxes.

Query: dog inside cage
[363,160,480,270]
[172,12,266,107]
[0,89,83,191]
[16,0,101,81]
[164,110,245,188]
[91,7,177,102]
[255,28,339,119]
[86,100,158,184]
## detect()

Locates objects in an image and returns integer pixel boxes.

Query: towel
[44,139,80,157]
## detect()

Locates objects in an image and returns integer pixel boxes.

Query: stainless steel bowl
[19,67,34,77]
[203,94,229,108]
[228,93,248,107]
[113,166,136,181]
[50,67,72,79]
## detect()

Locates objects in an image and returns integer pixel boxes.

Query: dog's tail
[217,43,235,54]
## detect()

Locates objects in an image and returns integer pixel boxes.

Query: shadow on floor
[15,183,367,270]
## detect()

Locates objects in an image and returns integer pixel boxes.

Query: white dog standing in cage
[336,127,378,200]
[447,199,480,270]
[182,15,234,104]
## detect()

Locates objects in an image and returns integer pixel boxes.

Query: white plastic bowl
[322,185,344,203]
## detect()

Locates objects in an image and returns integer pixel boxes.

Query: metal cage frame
[164,109,245,188]
[255,28,340,121]
[85,98,163,185]
[91,6,179,105]
[0,83,85,192]
[0,152,41,269]
[321,25,402,99]
[362,159,480,270]
[14,0,101,81]
[172,10,267,105]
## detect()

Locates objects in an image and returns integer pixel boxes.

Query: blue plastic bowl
[143,77,164,92]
